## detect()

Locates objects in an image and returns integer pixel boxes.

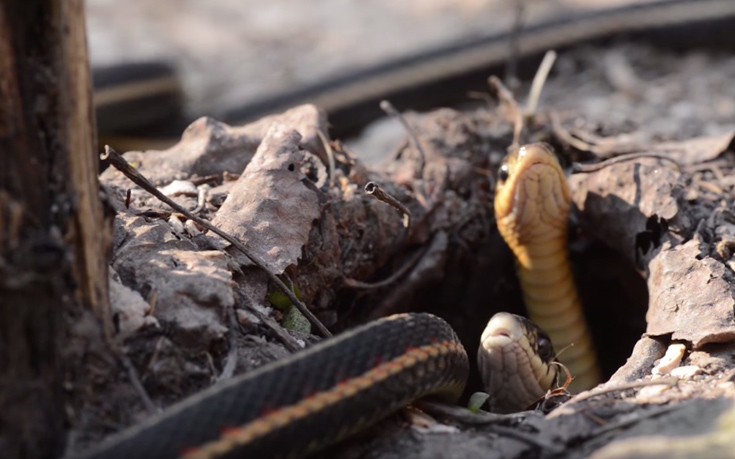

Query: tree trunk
[0,2,110,458]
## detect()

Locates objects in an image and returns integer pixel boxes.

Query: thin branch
[380,100,427,176]
[116,345,157,414]
[317,130,336,189]
[415,400,530,426]
[550,111,604,153]
[572,153,682,174]
[525,50,557,118]
[488,76,524,150]
[589,403,682,438]
[364,181,411,228]
[343,246,426,289]
[191,184,210,214]
[101,146,332,338]
[483,424,562,453]
[548,377,679,418]
[217,304,239,381]
[244,303,302,353]
[416,401,562,453]
[550,112,683,173]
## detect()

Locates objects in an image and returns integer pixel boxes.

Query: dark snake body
[76,314,468,459]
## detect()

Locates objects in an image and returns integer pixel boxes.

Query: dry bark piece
[209,124,321,272]
[570,159,684,266]
[647,239,735,348]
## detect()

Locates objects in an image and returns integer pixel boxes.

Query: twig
[332,139,359,166]
[551,112,643,157]
[572,153,681,174]
[101,146,332,338]
[380,100,426,177]
[343,246,426,289]
[245,303,302,353]
[466,91,495,106]
[548,377,679,418]
[525,50,557,119]
[317,130,336,189]
[192,184,210,214]
[371,231,446,317]
[484,424,562,453]
[144,337,165,375]
[550,111,605,153]
[415,400,529,426]
[117,346,157,414]
[189,174,221,186]
[534,361,573,408]
[589,403,682,438]
[569,125,644,153]
[551,112,683,170]
[488,76,524,150]
[217,304,239,381]
[416,401,562,453]
[364,181,411,228]
[551,113,682,173]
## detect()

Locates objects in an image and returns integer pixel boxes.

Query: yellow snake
[494,143,600,392]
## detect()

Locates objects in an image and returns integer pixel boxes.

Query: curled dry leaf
[210,124,321,273]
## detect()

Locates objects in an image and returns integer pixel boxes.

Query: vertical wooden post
[0,2,111,457]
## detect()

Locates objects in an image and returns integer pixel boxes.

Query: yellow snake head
[493,143,571,268]
[477,312,561,413]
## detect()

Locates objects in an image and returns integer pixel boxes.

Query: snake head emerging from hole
[492,143,601,393]
[494,142,571,265]
[478,312,562,413]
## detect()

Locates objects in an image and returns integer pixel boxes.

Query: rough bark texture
[0,2,111,458]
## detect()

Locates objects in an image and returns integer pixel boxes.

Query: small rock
[652,343,687,376]
[158,179,198,197]
[669,365,701,379]
[637,384,670,399]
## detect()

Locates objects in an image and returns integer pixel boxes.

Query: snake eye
[537,336,554,362]
[498,164,509,182]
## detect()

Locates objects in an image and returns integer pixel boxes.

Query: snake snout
[481,312,523,341]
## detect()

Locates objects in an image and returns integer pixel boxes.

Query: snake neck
[494,143,601,392]
[513,239,600,392]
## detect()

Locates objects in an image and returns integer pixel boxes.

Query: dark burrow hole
[407,229,649,403]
